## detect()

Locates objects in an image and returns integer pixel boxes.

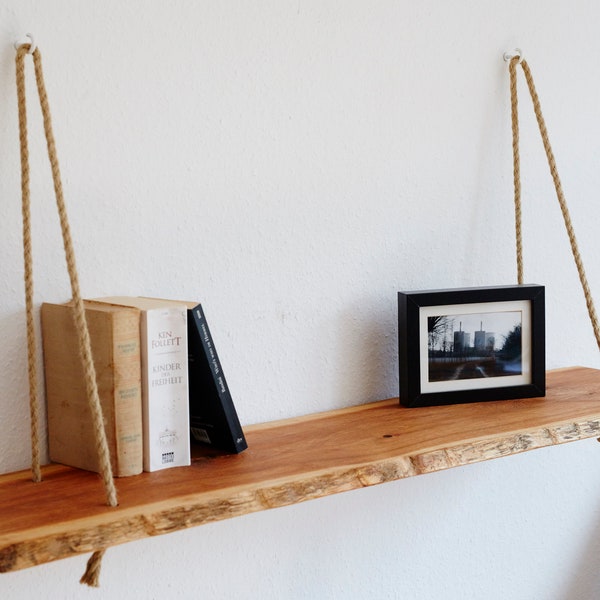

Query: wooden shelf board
[2,366,600,573]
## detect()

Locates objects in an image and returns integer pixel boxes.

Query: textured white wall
[2,1,600,599]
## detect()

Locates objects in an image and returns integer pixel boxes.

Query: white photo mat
[419,300,532,394]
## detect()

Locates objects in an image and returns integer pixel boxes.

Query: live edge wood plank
[2,366,600,573]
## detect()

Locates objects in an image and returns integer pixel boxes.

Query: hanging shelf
[1,366,600,574]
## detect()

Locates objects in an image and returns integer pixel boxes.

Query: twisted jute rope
[16,43,117,587]
[509,56,600,352]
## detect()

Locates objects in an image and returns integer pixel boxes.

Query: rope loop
[508,53,600,351]
[503,48,523,64]
[14,33,36,54]
[15,37,117,587]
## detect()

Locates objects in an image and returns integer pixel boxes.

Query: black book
[187,303,247,454]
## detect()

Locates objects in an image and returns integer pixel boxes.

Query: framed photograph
[398,285,545,407]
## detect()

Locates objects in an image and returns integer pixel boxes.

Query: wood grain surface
[2,367,600,573]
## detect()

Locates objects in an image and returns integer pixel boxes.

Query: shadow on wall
[0,306,49,473]
[560,504,600,600]
[335,299,399,406]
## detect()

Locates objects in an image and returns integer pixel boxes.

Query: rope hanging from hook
[15,36,117,587]
[507,51,600,352]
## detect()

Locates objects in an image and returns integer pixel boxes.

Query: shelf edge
[2,412,600,574]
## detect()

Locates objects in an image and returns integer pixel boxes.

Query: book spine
[111,310,144,476]
[191,305,247,452]
[141,306,191,471]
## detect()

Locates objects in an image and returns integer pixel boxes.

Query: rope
[79,549,106,587]
[509,59,524,285]
[15,44,41,484]
[509,56,600,352]
[16,42,117,587]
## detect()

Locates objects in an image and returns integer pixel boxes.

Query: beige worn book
[41,301,143,477]
[93,297,191,472]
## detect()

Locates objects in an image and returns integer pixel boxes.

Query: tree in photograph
[428,316,454,353]
[500,323,521,360]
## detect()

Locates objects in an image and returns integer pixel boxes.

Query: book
[41,301,143,477]
[185,302,247,454]
[93,297,191,471]
[143,298,247,454]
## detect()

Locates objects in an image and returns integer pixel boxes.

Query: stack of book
[41,297,247,476]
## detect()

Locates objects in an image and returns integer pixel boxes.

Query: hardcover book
[144,298,247,454]
[41,301,143,477]
[93,297,191,471]
[186,302,247,454]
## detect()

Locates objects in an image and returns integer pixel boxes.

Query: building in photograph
[474,327,486,352]
[454,330,471,353]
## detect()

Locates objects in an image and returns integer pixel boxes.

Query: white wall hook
[14,33,36,54]
[503,48,523,63]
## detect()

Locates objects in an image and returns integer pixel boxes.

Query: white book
[93,297,191,471]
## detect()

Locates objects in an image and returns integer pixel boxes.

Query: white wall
[2,1,600,598]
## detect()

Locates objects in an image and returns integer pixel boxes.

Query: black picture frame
[398,284,545,407]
